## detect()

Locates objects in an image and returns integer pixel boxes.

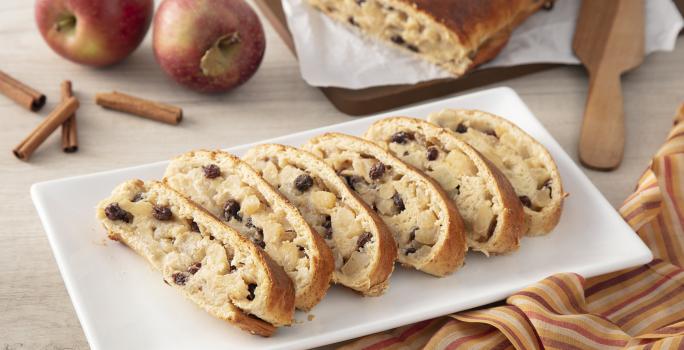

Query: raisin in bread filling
[384,132,502,244]
[97,181,283,325]
[428,110,561,232]
[307,0,471,74]
[164,165,311,288]
[320,148,442,263]
[249,157,378,278]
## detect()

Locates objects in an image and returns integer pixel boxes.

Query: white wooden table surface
[1,1,683,349]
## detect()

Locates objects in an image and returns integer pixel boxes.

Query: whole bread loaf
[306,0,548,75]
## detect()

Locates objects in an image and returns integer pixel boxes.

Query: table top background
[1,1,683,349]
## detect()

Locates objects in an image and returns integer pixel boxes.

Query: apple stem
[55,14,77,33]
[200,33,242,77]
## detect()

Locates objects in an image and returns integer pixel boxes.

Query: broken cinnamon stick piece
[0,70,46,111]
[60,80,78,153]
[13,96,79,161]
[95,91,182,125]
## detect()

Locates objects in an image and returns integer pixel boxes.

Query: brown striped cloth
[339,104,684,350]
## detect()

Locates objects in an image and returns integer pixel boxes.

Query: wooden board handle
[578,68,625,170]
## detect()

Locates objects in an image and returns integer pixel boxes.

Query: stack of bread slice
[96,109,564,336]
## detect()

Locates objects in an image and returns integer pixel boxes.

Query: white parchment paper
[282,0,684,89]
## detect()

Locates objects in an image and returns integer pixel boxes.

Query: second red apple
[153,0,266,93]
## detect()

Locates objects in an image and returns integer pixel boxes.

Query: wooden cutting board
[254,0,684,116]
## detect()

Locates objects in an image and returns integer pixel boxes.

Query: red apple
[153,0,266,93]
[35,0,153,67]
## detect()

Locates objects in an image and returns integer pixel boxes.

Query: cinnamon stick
[95,91,182,125]
[13,96,79,161]
[60,81,78,153]
[0,70,46,111]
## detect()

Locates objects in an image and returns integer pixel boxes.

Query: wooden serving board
[254,0,684,116]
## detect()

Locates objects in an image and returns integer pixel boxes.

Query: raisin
[484,129,497,137]
[223,199,241,222]
[294,173,314,192]
[519,196,532,208]
[409,227,417,241]
[188,262,202,275]
[369,162,386,180]
[104,203,133,223]
[172,272,188,286]
[254,239,266,249]
[406,44,419,53]
[189,220,200,232]
[487,218,498,236]
[322,215,332,239]
[356,232,372,251]
[426,146,439,161]
[131,193,144,202]
[152,205,172,221]
[247,283,257,301]
[543,179,553,198]
[390,35,405,45]
[202,164,221,179]
[390,131,413,144]
[392,192,405,212]
[344,175,362,190]
[405,247,417,255]
[455,123,468,133]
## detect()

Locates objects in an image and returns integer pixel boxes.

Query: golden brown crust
[304,133,466,276]
[403,0,544,48]
[364,117,525,255]
[164,150,334,311]
[244,144,397,295]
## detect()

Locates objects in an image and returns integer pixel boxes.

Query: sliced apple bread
[163,150,334,311]
[96,180,295,334]
[364,117,525,255]
[304,133,467,277]
[244,144,397,295]
[428,109,564,235]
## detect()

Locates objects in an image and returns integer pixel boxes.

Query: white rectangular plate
[31,87,652,350]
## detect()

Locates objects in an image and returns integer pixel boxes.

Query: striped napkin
[338,104,684,350]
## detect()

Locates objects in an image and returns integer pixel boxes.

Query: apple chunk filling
[249,157,375,276]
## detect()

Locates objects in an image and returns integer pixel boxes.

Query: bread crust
[245,144,397,295]
[304,133,467,276]
[365,117,526,255]
[163,150,334,311]
[97,180,295,332]
[428,109,565,235]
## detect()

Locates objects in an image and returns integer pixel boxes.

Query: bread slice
[304,133,467,276]
[163,150,334,311]
[305,0,547,76]
[96,180,295,334]
[428,109,565,235]
[364,117,525,255]
[244,144,396,295]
